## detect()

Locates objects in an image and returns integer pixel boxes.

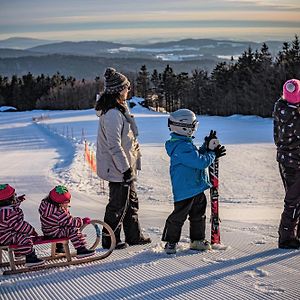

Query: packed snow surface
[0,97,298,300]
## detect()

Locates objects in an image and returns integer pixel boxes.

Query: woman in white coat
[95,67,151,249]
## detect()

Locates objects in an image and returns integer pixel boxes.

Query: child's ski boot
[190,239,212,251]
[55,243,65,254]
[25,250,45,267]
[76,247,95,258]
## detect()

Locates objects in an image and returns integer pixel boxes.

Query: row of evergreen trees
[0,73,100,110]
[136,35,300,117]
[0,36,299,116]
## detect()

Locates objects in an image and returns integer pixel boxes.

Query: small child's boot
[76,247,95,258]
[55,243,65,254]
[25,250,44,267]
[190,239,212,251]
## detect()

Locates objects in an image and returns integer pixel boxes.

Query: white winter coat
[96,107,141,182]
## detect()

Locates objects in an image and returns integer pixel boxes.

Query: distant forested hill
[0,54,219,79]
[0,38,285,78]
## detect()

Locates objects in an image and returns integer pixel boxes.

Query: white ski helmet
[168,109,198,137]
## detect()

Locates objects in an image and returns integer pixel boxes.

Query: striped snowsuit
[39,199,86,249]
[0,199,35,256]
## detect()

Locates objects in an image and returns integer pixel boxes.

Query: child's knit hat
[104,67,130,94]
[49,185,71,204]
[0,184,15,201]
[283,79,300,104]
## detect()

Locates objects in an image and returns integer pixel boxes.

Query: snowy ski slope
[0,99,299,300]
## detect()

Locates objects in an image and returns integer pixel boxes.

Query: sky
[0,0,300,43]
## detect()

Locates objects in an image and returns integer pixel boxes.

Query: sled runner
[0,220,116,275]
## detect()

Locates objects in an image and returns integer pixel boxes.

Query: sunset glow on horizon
[0,0,299,43]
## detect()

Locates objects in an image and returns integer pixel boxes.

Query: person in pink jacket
[0,184,44,266]
[273,79,300,249]
[39,185,94,258]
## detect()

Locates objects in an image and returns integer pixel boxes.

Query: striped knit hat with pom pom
[104,67,130,94]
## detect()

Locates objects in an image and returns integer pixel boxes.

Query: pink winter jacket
[0,198,35,245]
[39,198,83,237]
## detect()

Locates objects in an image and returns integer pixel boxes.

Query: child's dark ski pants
[162,192,207,243]
[278,164,300,241]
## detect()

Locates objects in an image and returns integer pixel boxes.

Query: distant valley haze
[0,36,289,79]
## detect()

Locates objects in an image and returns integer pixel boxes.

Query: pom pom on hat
[49,185,71,204]
[104,67,130,94]
[0,184,15,201]
[283,79,300,104]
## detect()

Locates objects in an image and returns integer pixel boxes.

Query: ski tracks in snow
[0,111,299,300]
[1,232,299,299]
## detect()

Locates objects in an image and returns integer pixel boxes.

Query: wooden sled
[0,220,116,275]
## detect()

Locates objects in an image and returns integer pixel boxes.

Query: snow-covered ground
[0,98,299,300]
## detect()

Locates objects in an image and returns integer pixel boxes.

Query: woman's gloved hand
[123,167,134,184]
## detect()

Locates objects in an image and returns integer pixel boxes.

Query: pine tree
[162,65,176,112]
[136,65,150,106]
[150,69,160,93]
[9,75,21,109]
[176,72,191,110]
[210,62,232,115]
[253,43,276,116]
[190,69,209,114]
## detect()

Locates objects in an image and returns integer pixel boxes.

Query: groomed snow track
[1,228,299,300]
[0,109,299,299]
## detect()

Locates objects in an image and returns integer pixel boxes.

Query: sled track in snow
[0,224,299,300]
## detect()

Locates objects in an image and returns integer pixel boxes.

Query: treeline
[0,73,101,110]
[136,35,300,117]
[0,36,299,116]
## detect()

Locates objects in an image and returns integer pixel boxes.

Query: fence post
[81,128,85,142]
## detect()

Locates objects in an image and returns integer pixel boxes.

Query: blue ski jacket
[165,133,216,202]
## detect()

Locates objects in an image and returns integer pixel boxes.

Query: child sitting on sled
[162,109,226,254]
[39,185,95,258]
[0,184,44,266]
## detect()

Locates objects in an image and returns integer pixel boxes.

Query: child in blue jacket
[162,109,226,254]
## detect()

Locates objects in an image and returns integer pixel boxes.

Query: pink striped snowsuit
[39,199,86,249]
[0,199,35,256]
